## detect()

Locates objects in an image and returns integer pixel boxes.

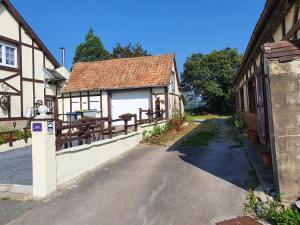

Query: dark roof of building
[263,40,300,62]
[63,54,176,93]
[44,68,66,81]
[1,0,60,68]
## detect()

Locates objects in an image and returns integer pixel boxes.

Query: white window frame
[0,41,18,68]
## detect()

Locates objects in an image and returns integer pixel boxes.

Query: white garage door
[112,89,151,125]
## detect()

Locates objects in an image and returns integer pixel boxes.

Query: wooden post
[8,131,13,147]
[55,120,62,151]
[100,120,104,140]
[108,119,112,139]
[165,87,169,119]
[134,114,137,132]
[139,108,142,123]
[124,119,128,135]
[23,128,28,143]
[147,108,151,123]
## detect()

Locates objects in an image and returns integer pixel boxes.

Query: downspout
[263,55,279,192]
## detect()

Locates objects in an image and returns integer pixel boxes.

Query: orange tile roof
[63,54,175,93]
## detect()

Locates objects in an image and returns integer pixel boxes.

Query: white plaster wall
[81,96,88,110]
[285,4,295,33]
[23,81,33,117]
[0,2,58,121]
[22,46,33,78]
[256,54,261,67]
[55,121,166,186]
[34,49,44,80]
[273,25,283,42]
[45,58,54,70]
[35,83,44,102]
[0,3,19,40]
[10,95,21,117]
[45,84,56,96]
[21,28,32,45]
[101,91,108,117]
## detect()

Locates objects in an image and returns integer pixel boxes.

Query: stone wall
[267,58,300,203]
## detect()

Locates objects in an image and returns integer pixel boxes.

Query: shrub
[0,127,29,145]
[169,108,184,132]
[142,122,170,140]
[245,190,300,225]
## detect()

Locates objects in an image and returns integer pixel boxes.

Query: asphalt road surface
[7,119,256,225]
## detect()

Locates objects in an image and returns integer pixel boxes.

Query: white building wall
[0,2,59,125]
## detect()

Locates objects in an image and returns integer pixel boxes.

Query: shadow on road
[166,118,257,191]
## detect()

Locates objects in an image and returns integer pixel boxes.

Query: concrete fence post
[31,120,57,198]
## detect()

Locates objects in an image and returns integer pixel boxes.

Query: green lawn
[186,114,229,122]
[180,120,219,147]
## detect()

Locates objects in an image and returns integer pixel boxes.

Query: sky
[11,0,266,73]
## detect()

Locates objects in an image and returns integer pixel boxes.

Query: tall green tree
[73,28,110,64]
[182,48,242,114]
[111,42,150,59]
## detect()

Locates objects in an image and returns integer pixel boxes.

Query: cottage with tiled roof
[59,54,184,122]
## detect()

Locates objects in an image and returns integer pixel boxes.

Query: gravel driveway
[0,146,32,185]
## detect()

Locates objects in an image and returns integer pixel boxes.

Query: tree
[111,42,150,59]
[181,48,242,115]
[73,28,110,64]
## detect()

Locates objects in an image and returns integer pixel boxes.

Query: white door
[112,89,151,125]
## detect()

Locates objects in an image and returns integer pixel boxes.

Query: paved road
[7,119,256,225]
[0,146,32,185]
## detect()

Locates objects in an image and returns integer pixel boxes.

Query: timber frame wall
[235,0,300,141]
[0,0,60,122]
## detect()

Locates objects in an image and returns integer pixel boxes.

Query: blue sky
[11,0,265,73]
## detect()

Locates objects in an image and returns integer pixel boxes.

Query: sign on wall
[32,123,42,132]
[47,121,54,134]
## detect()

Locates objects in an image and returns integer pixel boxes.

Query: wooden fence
[55,108,166,152]
[55,115,138,151]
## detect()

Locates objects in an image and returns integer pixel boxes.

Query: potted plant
[248,130,259,144]
[259,148,272,166]
[119,113,135,121]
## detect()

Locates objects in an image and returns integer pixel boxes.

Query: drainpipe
[60,47,66,67]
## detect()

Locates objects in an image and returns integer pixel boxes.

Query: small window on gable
[0,42,17,68]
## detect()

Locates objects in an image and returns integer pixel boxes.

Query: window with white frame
[0,42,17,68]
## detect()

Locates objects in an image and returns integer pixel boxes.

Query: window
[0,42,17,68]
[248,77,257,113]
[5,46,15,65]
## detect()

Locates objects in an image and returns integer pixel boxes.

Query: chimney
[60,47,66,67]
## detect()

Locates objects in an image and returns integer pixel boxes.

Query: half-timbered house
[235,0,300,203]
[0,0,68,129]
[60,54,184,123]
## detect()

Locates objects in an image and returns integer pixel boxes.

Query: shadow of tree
[165,118,258,191]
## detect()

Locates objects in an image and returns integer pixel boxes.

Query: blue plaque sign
[32,123,42,132]
[47,121,53,134]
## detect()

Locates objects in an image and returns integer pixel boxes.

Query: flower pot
[248,131,259,144]
[261,152,272,166]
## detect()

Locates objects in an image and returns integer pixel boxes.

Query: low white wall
[56,121,166,186]
[0,139,32,153]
